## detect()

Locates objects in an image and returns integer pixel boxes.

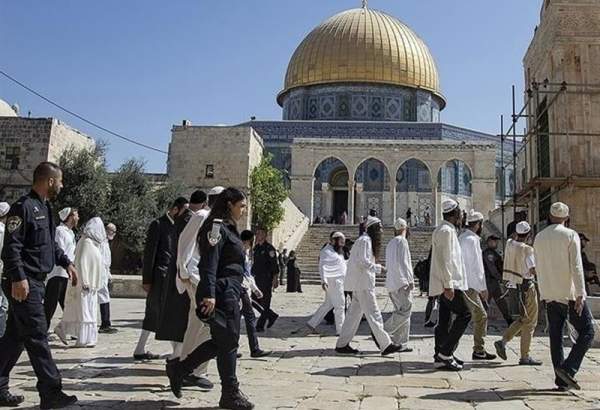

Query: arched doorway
[438,159,473,210]
[313,158,349,224]
[396,159,433,226]
[354,158,391,224]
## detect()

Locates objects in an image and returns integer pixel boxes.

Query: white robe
[57,233,105,347]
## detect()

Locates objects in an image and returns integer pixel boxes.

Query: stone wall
[168,124,265,229]
[523,0,600,262]
[48,119,95,163]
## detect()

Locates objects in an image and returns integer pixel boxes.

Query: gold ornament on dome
[278,7,445,108]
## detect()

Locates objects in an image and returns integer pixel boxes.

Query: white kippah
[442,199,458,213]
[58,207,72,222]
[365,216,381,229]
[331,232,345,241]
[466,209,484,223]
[208,186,225,196]
[516,221,531,235]
[0,202,9,218]
[550,202,569,219]
[394,218,408,230]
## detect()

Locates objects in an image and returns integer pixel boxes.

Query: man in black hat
[482,235,513,326]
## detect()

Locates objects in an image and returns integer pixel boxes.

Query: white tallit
[176,208,210,294]
[75,217,106,291]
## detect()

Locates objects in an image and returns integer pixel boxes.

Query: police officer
[166,188,254,410]
[252,228,280,332]
[482,235,513,326]
[0,162,79,409]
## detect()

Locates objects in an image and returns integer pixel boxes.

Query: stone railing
[270,197,310,252]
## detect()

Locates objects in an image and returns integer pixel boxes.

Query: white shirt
[242,249,260,295]
[429,221,467,296]
[534,224,586,304]
[385,235,413,292]
[344,234,382,291]
[47,224,76,280]
[176,208,210,294]
[459,229,487,292]
[319,244,347,283]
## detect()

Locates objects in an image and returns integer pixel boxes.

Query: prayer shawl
[502,239,533,285]
[319,244,347,283]
[76,217,106,291]
[176,208,210,294]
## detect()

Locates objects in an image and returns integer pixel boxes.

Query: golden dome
[278,7,445,108]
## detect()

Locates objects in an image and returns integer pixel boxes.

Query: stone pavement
[8,285,600,409]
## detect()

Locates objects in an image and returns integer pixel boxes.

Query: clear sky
[1,0,541,172]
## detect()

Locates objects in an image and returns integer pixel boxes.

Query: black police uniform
[171,219,244,393]
[252,242,280,330]
[482,247,513,326]
[0,191,71,399]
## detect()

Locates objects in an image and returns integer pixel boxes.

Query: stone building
[168,5,510,229]
[520,0,600,260]
[0,102,95,202]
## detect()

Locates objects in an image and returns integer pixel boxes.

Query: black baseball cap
[487,235,501,241]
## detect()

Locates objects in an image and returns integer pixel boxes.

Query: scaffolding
[499,80,600,239]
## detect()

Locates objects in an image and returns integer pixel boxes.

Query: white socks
[134,329,151,355]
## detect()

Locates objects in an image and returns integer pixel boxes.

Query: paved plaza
[8,285,600,409]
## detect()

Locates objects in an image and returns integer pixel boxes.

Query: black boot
[39,391,78,409]
[219,384,255,410]
[0,390,24,407]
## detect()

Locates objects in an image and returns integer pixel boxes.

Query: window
[205,164,214,178]
[2,146,20,170]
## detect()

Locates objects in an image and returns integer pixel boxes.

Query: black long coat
[141,214,190,342]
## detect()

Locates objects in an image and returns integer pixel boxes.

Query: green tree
[55,143,111,224]
[153,180,188,213]
[249,153,289,232]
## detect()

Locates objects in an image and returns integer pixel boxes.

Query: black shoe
[133,351,160,361]
[453,356,465,366]
[219,386,255,410]
[472,351,497,361]
[434,353,463,371]
[165,360,184,398]
[555,368,581,391]
[250,350,272,358]
[398,345,413,353]
[381,343,403,356]
[335,345,359,355]
[0,391,24,407]
[237,352,243,359]
[267,314,279,329]
[256,327,265,333]
[494,340,507,361]
[98,326,118,334]
[40,391,78,409]
[424,320,437,328]
[183,374,214,390]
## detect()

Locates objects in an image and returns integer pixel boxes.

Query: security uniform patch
[6,216,22,233]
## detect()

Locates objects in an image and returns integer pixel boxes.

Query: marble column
[348,180,355,224]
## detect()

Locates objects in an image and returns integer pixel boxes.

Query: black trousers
[240,290,259,353]
[425,296,437,323]
[486,278,513,325]
[99,303,111,328]
[43,276,68,328]
[179,278,241,388]
[0,278,62,398]
[434,290,472,357]
[547,301,595,387]
[254,288,277,330]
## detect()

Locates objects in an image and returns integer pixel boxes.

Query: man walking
[460,210,496,360]
[494,221,542,366]
[0,162,79,409]
[335,216,402,356]
[133,197,188,361]
[429,199,471,371]
[252,228,280,332]
[307,232,347,335]
[44,207,78,329]
[534,202,595,391]
[384,218,414,350]
[482,235,513,326]
[98,222,117,333]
